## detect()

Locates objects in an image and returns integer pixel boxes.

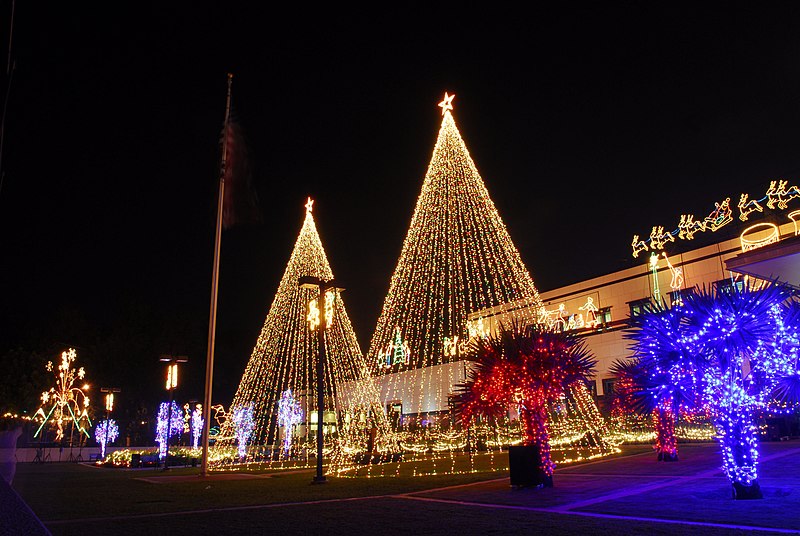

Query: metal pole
[313,283,327,484]
[201,73,233,477]
[164,387,173,470]
[104,407,110,459]
[5,0,13,76]
[100,388,119,460]
[0,0,15,199]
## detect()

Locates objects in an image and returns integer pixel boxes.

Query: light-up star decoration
[34,348,92,442]
[305,197,314,213]
[277,389,303,454]
[438,92,455,115]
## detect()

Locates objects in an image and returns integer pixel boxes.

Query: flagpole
[0,0,16,199]
[201,72,233,476]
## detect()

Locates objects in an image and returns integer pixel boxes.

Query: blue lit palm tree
[683,281,798,499]
[623,298,710,461]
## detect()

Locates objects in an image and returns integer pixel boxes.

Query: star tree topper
[438,92,455,115]
[305,197,314,214]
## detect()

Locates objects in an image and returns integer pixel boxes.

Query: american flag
[221,107,261,229]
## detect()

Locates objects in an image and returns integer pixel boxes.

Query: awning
[726,234,800,289]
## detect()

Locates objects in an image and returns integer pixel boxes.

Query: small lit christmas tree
[219,199,393,472]
[276,389,303,455]
[190,404,204,450]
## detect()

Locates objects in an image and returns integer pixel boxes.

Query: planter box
[508,444,549,488]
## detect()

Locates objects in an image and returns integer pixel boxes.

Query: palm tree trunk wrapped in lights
[652,398,678,461]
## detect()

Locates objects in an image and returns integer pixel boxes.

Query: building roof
[726,233,800,289]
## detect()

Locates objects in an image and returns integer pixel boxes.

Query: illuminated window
[597,306,612,327]
[601,378,616,397]
[668,289,694,307]
[714,278,745,296]
[628,298,654,318]
[387,402,403,431]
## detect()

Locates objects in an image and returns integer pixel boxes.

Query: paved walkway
[401,442,800,533]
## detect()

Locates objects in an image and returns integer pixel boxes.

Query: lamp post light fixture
[159,355,188,470]
[298,275,343,484]
[100,387,120,460]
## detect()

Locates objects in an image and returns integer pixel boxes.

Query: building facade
[366,215,800,419]
[471,216,800,407]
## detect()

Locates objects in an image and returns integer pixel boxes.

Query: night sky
[3,4,800,417]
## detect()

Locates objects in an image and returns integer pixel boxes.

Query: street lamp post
[100,387,120,460]
[298,275,342,485]
[160,355,188,471]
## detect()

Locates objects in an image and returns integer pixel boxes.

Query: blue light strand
[94,419,119,458]
[232,405,255,460]
[156,401,184,460]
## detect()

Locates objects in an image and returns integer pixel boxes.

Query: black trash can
[130,453,142,468]
[508,444,546,488]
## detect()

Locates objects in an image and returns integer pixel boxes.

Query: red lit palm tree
[608,358,648,428]
[609,355,683,461]
[454,322,597,483]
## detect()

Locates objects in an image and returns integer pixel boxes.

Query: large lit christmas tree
[368,93,543,376]
[361,93,615,474]
[217,199,393,471]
